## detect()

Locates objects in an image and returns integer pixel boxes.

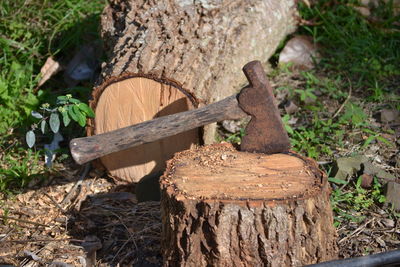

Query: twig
[338,217,375,244]
[332,77,353,119]
[43,192,67,214]
[2,238,84,243]
[1,216,48,227]
[0,228,14,242]
[107,209,139,263]
[61,163,90,207]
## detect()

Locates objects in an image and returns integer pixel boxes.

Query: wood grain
[85,77,199,182]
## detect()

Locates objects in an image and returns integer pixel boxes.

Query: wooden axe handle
[70,95,247,165]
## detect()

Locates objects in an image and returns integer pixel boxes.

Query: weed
[291,116,345,159]
[225,128,246,145]
[339,102,368,127]
[0,146,45,193]
[27,94,95,147]
[329,176,386,226]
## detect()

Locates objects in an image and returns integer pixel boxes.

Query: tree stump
[91,0,298,183]
[160,144,338,266]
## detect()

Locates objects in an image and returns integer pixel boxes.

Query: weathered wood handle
[70,95,247,165]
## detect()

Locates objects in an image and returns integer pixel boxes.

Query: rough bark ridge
[100,0,297,143]
[160,144,338,266]
[162,196,337,266]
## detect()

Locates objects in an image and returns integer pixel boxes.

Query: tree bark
[98,0,297,143]
[160,144,338,266]
[90,0,298,183]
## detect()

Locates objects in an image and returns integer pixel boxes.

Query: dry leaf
[37,57,62,88]
[279,35,320,71]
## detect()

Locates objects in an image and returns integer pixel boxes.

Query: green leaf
[61,111,71,127]
[376,135,394,147]
[68,105,78,122]
[57,96,68,101]
[78,103,95,118]
[362,135,376,149]
[72,105,86,127]
[49,113,60,133]
[76,112,86,127]
[328,177,348,185]
[26,130,35,148]
[284,124,294,135]
[41,120,46,134]
[68,98,80,104]
[31,111,43,119]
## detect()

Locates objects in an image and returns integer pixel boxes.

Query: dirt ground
[0,164,162,266]
[0,157,399,266]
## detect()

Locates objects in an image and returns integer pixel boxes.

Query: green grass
[299,0,400,100]
[291,1,398,222]
[0,0,105,192]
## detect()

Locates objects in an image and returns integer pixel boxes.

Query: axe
[70,61,290,165]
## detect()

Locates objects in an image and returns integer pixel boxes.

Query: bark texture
[160,144,338,266]
[99,0,298,143]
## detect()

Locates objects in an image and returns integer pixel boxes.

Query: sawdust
[0,164,161,266]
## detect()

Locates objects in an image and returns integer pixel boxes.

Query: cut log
[93,0,298,182]
[88,75,200,183]
[160,144,338,266]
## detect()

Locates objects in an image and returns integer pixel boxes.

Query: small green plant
[294,87,317,103]
[290,116,344,159]
[0,147,44,193]
[339,102,368,127]
[26,94,94,148]
[361,128,394,149]
[225,128,245,144]
[329,176,386,226]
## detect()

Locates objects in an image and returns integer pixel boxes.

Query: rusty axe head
[238,61,290,154]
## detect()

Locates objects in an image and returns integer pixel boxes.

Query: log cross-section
[88,75,200,183]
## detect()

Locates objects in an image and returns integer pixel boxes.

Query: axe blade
[238,60,290,154]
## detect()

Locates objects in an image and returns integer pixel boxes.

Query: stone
[363,161,396,181]
[380,109,400,123]
[332,155,368,180]
[385,181,400,211]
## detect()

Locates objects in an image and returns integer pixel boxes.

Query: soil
[1,158,398,266]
